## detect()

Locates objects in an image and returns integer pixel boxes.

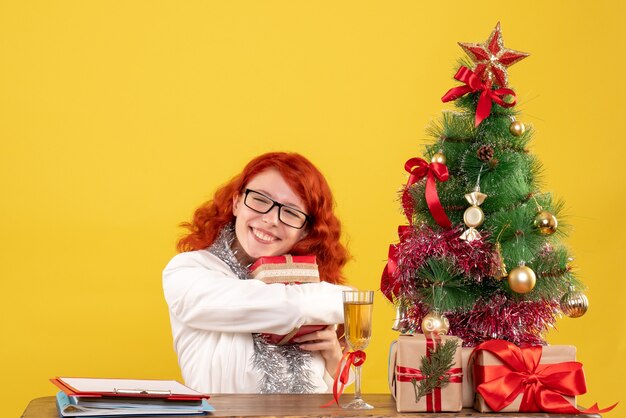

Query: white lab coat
[163,249,348,393]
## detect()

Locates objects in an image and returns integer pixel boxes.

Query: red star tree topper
[458,22,529,87]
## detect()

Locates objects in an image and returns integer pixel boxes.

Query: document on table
[55,392,214,417]
[52,377,207,398]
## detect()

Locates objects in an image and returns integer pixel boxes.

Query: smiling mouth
[251,227,279,243]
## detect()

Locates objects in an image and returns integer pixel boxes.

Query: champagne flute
[342,290,374,410]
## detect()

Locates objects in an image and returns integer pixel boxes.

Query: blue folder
[55,391,214,417]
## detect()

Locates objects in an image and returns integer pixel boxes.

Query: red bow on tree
[384,159,451,301]
[380,226,412,301]
[382,157,451,302]
[441,66,517,127]
[402,157,452,229]
[380,242,399,302]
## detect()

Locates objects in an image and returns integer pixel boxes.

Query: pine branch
[413,258,480,311]
[411,339,460,403]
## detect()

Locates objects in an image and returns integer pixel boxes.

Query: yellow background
[2,1,625,416]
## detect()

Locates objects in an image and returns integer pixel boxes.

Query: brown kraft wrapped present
[389,334,463,412]
[461,347,475,408]
[472,339,578,413]
[250,255,324,345]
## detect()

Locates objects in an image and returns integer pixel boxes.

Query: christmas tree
[381,23,589,347]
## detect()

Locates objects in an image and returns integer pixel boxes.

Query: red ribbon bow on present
[472,339,617,414]
[402,157,452,229]
[322,350,366,407]
[441,66,517,127]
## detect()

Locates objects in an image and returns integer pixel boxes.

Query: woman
[163,152,350,394]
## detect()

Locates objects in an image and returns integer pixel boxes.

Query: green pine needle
[414,258,481,311]
[411,339,460,403]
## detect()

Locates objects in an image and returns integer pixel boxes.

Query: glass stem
[354,365,362,400]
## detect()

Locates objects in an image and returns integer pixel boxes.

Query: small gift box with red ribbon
[250,254,320,283]
[471,339,615,414]
[250,255,324,345]
[389,334,463,412]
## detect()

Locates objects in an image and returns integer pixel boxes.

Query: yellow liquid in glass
[343,302,373,351]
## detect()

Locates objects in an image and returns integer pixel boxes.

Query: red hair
[177,152,349,284]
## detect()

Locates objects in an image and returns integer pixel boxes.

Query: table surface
[22,394,602,418]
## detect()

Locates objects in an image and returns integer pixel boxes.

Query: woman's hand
[294,324,346,377]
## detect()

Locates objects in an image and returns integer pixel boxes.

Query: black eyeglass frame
[243,189,312,229]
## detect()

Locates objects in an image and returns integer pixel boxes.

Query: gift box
[250,255,324,345]
[472,339,582,413]
[389,334,463,412]
[250,255,319,284]
[461,347,474,408]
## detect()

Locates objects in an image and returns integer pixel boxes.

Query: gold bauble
[560,287,589,318]
[431,152,446,165]
[463,206,485,228]
[421,311,450,336]
[509,120,526,136]
[534,210,558,235]
[507,265,536,294]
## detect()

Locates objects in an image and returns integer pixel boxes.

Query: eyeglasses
[243,189,311,229]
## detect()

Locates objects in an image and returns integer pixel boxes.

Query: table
[21,394,601,418]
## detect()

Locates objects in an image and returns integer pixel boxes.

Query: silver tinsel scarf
[208,223,315,393]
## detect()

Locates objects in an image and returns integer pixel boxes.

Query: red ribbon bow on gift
[322,350,366,407]
[402,157,452,229]
[472,339,617,414]
[441,66,517,127]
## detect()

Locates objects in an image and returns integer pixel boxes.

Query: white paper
[59,377,203,396]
